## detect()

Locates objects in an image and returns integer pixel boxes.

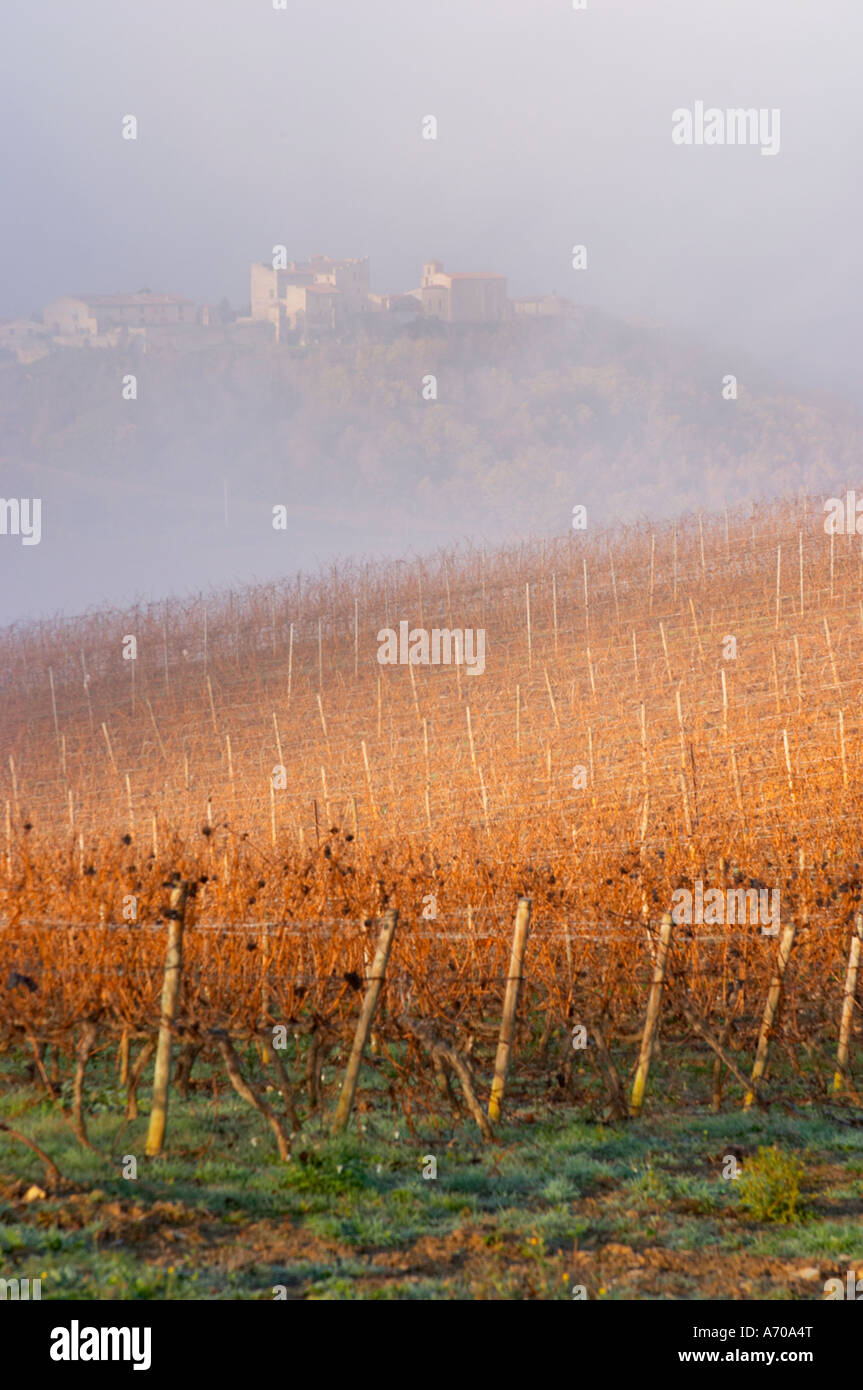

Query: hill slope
[1,312,861,621]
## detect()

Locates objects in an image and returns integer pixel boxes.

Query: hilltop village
[0,254,577,364]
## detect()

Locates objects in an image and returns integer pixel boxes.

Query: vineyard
[1,494,863,1275]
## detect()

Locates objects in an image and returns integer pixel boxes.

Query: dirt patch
[118,1208,848,1299]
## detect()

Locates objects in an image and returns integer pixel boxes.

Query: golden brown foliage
[0,495,860,1056]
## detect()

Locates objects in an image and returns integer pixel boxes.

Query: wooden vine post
[259,924,272,1065]
[332,908,398,1134]
[488,896,532,1122]
[145,881,188,1156]
[630,911,674,1116]
[118,1029,130,1087]
[834,913,863,1092]
[743,918,797,1109]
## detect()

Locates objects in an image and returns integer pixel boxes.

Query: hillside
[1,494,861,1016]
[2,492,862,1304]
[1,313,861,622]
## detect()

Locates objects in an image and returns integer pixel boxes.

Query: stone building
[250,255,370,340]
[0,319,52,364]
[416,260,509,323]
[510,294,575,318]
[43,292,196,339]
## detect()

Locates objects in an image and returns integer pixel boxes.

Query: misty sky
[1,0,861,624]
[2,0,859,389]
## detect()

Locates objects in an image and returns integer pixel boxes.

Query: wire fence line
[0,918,853,939]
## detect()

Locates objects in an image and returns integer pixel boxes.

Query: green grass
[1,1041,862,1299]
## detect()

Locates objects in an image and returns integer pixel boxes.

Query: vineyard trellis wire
[3,496,863,1170]
[1,893,861,1173]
